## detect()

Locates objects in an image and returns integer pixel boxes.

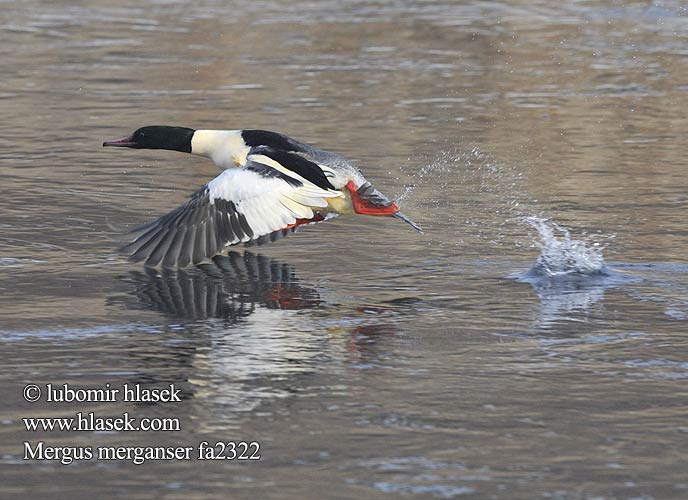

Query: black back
[250,147,335,190]
[241,129,306,153]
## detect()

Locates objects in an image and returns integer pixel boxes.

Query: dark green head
[103,126,195,153]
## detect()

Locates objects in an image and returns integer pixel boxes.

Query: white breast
[191,130,251,169]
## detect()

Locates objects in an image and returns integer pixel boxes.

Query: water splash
[393,184,416,206]
[511,217,631,327]
[397,146,533,248]
[521,216,608,278]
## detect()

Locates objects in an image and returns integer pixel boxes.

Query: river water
[1,1,687,498]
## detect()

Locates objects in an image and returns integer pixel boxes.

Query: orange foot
[345,181,399,216]
[282,213,326,230]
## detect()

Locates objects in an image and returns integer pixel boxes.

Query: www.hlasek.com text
[24,412,180,432]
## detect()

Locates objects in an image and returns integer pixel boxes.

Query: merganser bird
[103,126,423,268]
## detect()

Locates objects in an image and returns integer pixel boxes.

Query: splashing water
[521,217,609,278]
[511,217,628,326]
[394,184,416,206]
[397,146,534,248]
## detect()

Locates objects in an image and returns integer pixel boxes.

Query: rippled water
[1,1,687,498]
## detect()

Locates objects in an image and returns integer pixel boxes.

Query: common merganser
[103,126,423,268]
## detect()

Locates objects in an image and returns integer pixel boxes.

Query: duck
[103,126,423,268]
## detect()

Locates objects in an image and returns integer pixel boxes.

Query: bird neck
[191,130,250,169]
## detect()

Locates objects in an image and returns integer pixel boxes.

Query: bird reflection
[108,252,402,427]
[117,251,321,321]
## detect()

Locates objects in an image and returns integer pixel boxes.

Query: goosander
[103,126,422,268]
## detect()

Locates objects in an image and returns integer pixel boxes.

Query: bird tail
[392,212,424,233]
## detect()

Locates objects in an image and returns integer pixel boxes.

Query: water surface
[1,1,687,498]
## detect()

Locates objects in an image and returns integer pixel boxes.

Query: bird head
[103,126,195,153]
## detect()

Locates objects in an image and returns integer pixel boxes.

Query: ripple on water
[0,258,44,268]
[343,456,479,498]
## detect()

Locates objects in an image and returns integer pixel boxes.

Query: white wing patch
[122,158,345,268]
[207,164,341,241]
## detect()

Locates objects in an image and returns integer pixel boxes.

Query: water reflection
[110,252,405,427]
[514,270,628,327]
[114,251,321,321]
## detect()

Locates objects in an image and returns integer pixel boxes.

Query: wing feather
[178,225,196,268]
[120,158,341,267]
[193,222,207,264]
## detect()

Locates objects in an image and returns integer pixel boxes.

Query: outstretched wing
[121,159,343,268]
